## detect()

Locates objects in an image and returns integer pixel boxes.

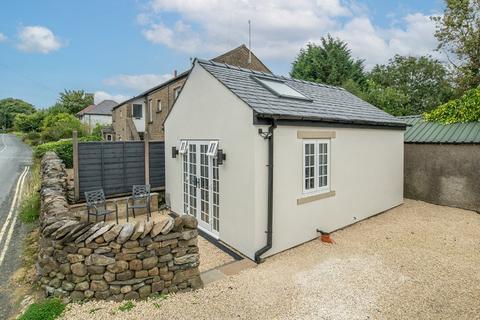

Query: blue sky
[0,0,445,108]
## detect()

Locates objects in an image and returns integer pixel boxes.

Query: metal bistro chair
[126,185,151,222]
[84,189,119,224]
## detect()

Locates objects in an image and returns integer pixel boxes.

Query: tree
[343,79,411,116]
[14,111,46,133]
[0,98,35,130]
[55,90,94,114]
[369,55,455,114]
[291,35,365,86]
[424,87,480,124]
[363,80,411,116]
[432,0,480,90]
[40,112,85,142]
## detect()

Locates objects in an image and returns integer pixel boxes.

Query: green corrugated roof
[399,116,480,144]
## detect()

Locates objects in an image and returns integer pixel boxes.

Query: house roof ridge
[112,69,190,110]
[197,59,345,91]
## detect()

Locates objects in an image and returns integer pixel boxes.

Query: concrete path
[0,134,32,319]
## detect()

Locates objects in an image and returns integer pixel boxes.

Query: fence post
[73,131,80,202]
[144,135,150,185]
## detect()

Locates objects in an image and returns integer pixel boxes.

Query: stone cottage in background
[111,45,271,141]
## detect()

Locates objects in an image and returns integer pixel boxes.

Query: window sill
[297,190,335,205]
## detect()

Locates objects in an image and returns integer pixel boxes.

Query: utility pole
[248,20,252,64]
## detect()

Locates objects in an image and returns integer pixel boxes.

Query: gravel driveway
[197,236,234,272]
[62,200,480,320]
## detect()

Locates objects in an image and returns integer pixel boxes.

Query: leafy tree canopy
[0,98,35,129]
[369,55,455,114]
[14,111,46,133]
[424,87,480,124]
[432,0,480,90]
[343,79,411,116]
[41,112,85,142]
[291,35,365,86]
[55,90,94,114]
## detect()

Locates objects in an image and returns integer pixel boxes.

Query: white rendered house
[165,59,406,262]
[77,100,117,133]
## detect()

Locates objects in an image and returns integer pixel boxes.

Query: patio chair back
[132,185,151,199]
[85,189,106,209]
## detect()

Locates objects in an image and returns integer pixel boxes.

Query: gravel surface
[198,236,234,272]
[62,200,480,320]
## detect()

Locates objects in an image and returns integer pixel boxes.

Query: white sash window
[303,139,330,194]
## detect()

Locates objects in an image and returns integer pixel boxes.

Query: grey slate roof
[198,59,406,128]
[82,100,118,115]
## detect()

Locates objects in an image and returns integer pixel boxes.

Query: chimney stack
[173,69,177,77]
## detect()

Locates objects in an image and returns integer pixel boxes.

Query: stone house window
[174,87,181,100]
[132,104,142,119]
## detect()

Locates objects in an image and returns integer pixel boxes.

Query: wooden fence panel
[149,141,165,188]
[76,141,165,200]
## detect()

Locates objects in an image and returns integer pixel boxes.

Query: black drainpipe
[254,119,276,263]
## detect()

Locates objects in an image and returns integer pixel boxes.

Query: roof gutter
[255,114,407,129]
[254,119,276,263]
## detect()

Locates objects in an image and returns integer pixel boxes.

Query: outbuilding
[401,115,480,211]
[165,59,406,262]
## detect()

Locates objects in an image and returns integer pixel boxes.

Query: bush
[34,140,74,167]
[14,111,45,133]
[424,87,480,124]
[19,298,65,320]
[40,113,86,142]
[34,135,101,168]
[22,131,42,146]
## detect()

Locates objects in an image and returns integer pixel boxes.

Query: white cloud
[140,0,350,59]
[0,33,7,42]
[333,13,440,68]
[138,1,440,67]
[17,26,62,54]
[104,73,174,91]
[94,91,130,104]
[388,13,439,58]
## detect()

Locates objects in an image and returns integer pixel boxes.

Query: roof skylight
[255,77,309,100]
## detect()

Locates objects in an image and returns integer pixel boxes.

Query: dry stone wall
[37,152,202,301]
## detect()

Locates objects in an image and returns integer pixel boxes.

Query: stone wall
[405,144,480,211]
[37,152,202,301]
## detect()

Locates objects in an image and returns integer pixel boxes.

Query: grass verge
[19,160,41,223]
[18,298,65,320]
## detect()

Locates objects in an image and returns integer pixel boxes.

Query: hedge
[34,136,101,168]
[424,87,480,124]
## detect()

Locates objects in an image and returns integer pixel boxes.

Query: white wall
[80,114,112,132]
[131,98,145,133]
[165,62,404,261]
[253,126,404,257]
[165,62,260,258]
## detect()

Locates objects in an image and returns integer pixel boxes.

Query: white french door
[182,140,220,237]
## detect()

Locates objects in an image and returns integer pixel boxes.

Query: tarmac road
[0,133,32,319]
